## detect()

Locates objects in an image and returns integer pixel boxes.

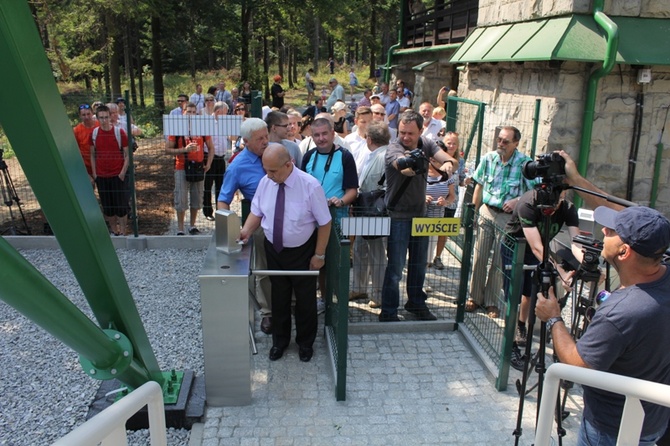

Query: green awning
[412,60,436,71]
[450,15,670,66]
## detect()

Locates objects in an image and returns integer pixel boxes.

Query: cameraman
[501,188,583,368]
[379,110,456,322]
[536,205,670,445]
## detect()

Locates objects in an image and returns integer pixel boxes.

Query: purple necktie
[273,183,285,252]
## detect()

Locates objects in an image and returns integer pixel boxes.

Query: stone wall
[455,61,670,213]
[476,0,667,26]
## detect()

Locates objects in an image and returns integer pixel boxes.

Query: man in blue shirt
[385,90,400,131]
[217,117,273,335]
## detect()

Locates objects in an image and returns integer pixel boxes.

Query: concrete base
[86,371,206,430]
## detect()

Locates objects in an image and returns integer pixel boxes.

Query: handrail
[535,363,670,445]
[52,381,167,446]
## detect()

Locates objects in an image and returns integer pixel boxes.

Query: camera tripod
[512,203,566,446]
[0,153,30,235]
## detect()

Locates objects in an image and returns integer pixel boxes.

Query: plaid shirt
[472,149,539,208]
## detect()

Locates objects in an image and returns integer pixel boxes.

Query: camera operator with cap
[378,110,456,322]
[536,205,670,446]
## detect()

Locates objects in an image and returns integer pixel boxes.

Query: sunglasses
[205,99,214,102]
[177,99,186,103]
[79,104,91,110]
[236,107,246,111]
[497,138,514,145]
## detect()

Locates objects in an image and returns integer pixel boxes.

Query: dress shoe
[404,303,437,321]
[379,312,402,322]
[260,316,272,334]
[269,346,285,361]
[298,346,314,362]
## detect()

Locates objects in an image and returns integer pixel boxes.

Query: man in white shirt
[419,102,445,141]
[344,106,373,175]
[189,84,205,113]
[325,77,345,112]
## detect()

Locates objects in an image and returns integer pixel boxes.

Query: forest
[30,0,402,110]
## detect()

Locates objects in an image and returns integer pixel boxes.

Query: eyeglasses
[79,104,91,110]
[497,138,514,145]
[205,99,214,102]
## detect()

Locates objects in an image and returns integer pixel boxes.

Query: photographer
[536,205,670,445]
[379,110,455,322]
[501,188,583,369]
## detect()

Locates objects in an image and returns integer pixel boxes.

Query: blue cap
[594,206,670,258]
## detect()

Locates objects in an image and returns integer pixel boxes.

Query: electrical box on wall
[637,68,652,84]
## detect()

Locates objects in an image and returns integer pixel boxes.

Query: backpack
[92,126,123,152]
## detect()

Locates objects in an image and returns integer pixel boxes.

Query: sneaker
[176,231,185,236]
[404,303,437,321]
[510,346,526,372]
[188,227,200,235]
[316,298,326,315]
[432,257,445,270]
[515,324,528,347]
[205,215,215,221]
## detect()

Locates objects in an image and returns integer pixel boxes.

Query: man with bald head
[240,144,332,362]
[419,102,445,141]
[371,103,397,141]
[217,118,274,334]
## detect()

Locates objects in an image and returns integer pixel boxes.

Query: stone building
[390,0,670,213]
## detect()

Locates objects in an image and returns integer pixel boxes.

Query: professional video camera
[396,148,428,175]
[522,152,566,183]
[522,152,568,208]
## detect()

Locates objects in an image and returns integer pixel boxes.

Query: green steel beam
[0,1,161,385]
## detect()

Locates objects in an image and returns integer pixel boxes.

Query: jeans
[381,218,429,317]
[578,417,664,446]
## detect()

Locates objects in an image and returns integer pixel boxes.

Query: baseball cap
[370,94,381,100]
[115,97,125,103]
[594,206,670,258]
[331,101,347,112]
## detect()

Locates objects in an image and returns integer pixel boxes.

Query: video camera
[396,148,428,175]
[523,152,568,208]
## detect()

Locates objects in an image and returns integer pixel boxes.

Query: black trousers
[264,231,318,350]
[203,155,225,217]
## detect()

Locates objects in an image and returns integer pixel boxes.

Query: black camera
[522,152,566,182]
[573,234,603,282]
[396,148,428,174]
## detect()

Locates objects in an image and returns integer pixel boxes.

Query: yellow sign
[411,218,461,236]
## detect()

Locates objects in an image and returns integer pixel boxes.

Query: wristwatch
[314,254,326,260]
[546,316,564,332]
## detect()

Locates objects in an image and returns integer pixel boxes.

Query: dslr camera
[396,148,428,175]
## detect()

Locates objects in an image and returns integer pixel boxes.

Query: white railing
[535,363,670,446]
[52,381,167,446]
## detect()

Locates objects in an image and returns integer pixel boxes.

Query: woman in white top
[200,94,216,115]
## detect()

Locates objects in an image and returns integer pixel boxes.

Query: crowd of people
[71,72,670,444]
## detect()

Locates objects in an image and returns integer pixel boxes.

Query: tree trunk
[277,28,284,80]
[369,1,377,79]
[313,16,320,74]
[240,0,251,81]
[151,15,165,111]
[263,35,270,102]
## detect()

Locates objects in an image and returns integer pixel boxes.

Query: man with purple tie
[239,144,332,362]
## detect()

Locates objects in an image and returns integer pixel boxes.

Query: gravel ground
[0,248,207,445]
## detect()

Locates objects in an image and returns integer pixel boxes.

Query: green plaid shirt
[472,150,539,208]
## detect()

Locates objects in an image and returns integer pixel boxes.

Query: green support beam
[0,1,161,387]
